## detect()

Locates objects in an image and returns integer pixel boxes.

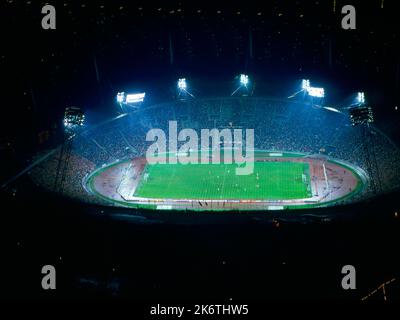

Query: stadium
[28,95,399,214]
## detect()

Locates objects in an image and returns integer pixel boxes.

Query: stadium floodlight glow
[289,79,324,99]
[307,86,325,98]
[116,92,125,104]
[240,74,249,86]
[299,79,325,98]
[178,78,187,90]
[357,92,365,104]
[125,92,146,104]
[302,79,310,90]
[231,74,252,96]
[177,78,195,99]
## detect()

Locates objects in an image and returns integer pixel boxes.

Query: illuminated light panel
[357,92,365,104]
[178,78,187,90]
[240,74,249,86]
[125,93,146,104]
[307,87,325,98]
[302,79,310,90]
[116,92,125,103]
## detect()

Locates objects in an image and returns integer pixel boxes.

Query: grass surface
[135,161,311,200]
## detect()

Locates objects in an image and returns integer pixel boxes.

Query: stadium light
[299,79,325,98]
[357,92,365,104]
[302,79,310,90]
[240,74,249,86]
[116,92,125,104]
[125,92,146,104]
[289,79,325,99]
[232,74,252,96]
[177,78,195,99]
[116,92,146,106]
[307,87,325,98]
[178,78,187,90]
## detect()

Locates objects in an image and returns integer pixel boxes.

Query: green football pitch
[134,161,312,200]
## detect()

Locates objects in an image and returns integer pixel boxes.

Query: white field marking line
[322,162,329,197]
[117,162,133,197]
[126,164,140,198]
[307,163,317,199]
[312,161,319,198]
[305,163,312,197]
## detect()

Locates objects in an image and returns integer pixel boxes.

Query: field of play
[135,160,311,200]
[85,150,364,211]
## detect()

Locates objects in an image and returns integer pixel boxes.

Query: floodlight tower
[302,79,325,107]
[349,101,382,194]
[54,107,85,193]
[116,92,146,112]
[302,79,310,91]
[303,79,325,98]
[116,92,125,104]
[231,74,253,96]
[116,92,126,113]
[177,78,194,100]
[288,79,324,101]
[240,74,249,87]
[178,78,187,90]
[357,91,365,105]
